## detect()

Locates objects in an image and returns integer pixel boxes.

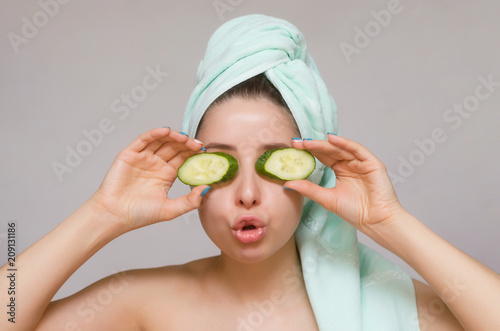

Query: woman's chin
[220,245,274,264]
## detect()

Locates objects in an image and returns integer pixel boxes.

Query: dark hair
[196,73,300,136]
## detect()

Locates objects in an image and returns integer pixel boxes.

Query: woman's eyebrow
[263,143,291,150]
[204,142,291,151]
[203,143,237,151]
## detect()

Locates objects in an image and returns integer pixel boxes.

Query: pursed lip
[232,215,265,231]
[231,215,267,243]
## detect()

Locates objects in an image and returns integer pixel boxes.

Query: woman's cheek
[199,193,227,227]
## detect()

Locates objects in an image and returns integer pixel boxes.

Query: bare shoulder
[36,256,218,331]
[118,255,218,307]
[412,279,464,331]
[126,256,219,329]
[124,255,215,284]
[123,255,217,295]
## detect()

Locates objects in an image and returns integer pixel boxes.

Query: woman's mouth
[232,216,266,243]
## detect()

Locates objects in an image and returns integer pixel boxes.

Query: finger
[292,139,356,167]
[153,135,204,161]
[293,136,381,171]
[326,134,377,163]
[154,143,202,168]
[157,185,210,222]
[127,127,171,153]
[145,130,190,154]
[284,179,336,212]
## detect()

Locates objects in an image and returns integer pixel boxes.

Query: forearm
[0,199,121,330]
[370,210,500,331]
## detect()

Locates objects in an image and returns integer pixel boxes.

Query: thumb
[284,180,336,211]
[161,185,210,221]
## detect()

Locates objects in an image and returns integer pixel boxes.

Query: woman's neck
[209,236,306,303]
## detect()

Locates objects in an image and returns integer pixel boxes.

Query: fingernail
[194,139,203,144]
[304,138,313,141]
[201,186,211,197]
[180,132,188,136]
[292,137,302,141]
[200,147,206,151]
[327,132,337,136]
[283,184,296,192]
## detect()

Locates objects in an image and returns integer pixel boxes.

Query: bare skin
[39,254,317,331]
[1,97,499,330]
[288,134,499,330]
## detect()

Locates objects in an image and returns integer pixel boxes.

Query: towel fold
[183,14,419,331]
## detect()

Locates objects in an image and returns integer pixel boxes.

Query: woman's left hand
[285,134,404,235]
[287,135,500,331]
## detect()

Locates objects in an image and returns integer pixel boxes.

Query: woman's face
[196,97,303,263]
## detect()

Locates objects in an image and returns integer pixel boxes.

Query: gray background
[1,0,498,300]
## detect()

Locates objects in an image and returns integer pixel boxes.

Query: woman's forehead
[197,97,298,140]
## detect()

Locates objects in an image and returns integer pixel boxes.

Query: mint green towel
[183,14,419,331]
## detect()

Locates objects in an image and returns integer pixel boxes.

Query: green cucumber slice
[255,148,316,181]
[177,152,238,185]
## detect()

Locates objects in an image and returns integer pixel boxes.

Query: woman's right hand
[89,127,208,234]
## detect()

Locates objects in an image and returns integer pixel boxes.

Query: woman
[2,14,499,331]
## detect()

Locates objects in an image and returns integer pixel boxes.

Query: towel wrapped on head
[183,14,419,331]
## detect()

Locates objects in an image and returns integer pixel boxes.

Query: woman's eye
[255,148,316,181]
[178,152,238,185]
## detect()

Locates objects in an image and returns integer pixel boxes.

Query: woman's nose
[233,162,261,208]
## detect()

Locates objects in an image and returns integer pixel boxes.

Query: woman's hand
[285,134,404,235]
[89,127,208,234]
[286,135,500,331]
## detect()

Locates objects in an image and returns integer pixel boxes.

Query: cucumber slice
[178,152,238,185]
[255,148,316,181]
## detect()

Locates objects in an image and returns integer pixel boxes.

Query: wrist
[82,195,127,239]
[363,208,418,257]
